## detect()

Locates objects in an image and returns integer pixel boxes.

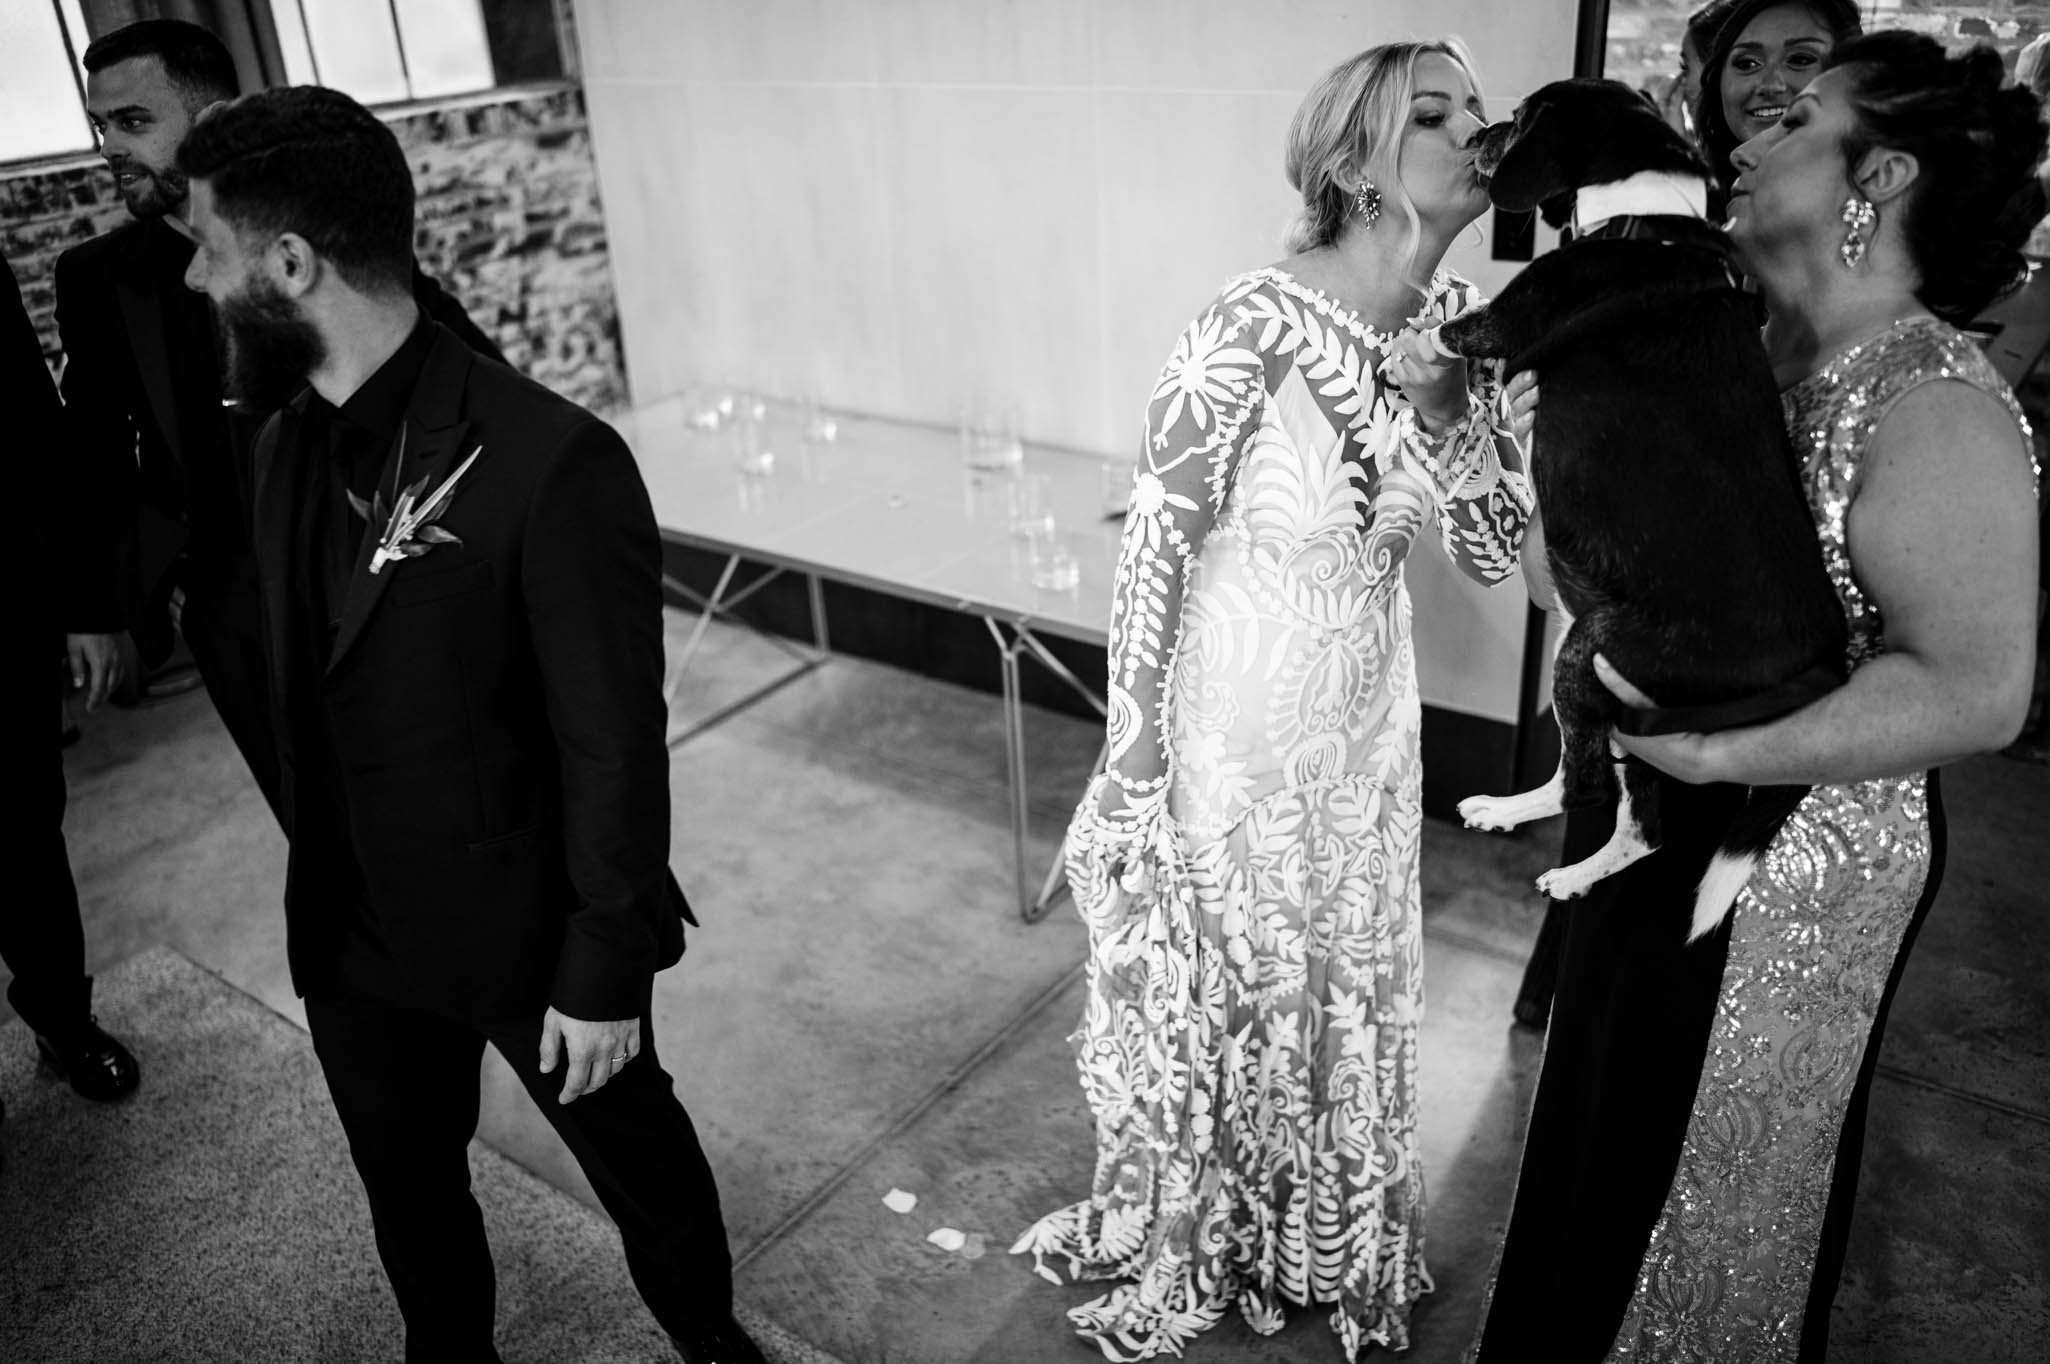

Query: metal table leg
[662,556,832,748]
[982,617,1109,923]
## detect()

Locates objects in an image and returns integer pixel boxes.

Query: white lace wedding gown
[1013,267,1530,1360]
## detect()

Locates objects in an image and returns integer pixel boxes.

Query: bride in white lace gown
[1013,40,1531,1362]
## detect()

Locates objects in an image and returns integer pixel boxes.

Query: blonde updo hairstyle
[1284,38,1485,272]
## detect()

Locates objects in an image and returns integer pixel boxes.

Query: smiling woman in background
[1010,37,1529,1363]
[1693,0,1862,202]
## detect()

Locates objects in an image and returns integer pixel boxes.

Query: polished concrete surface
[8,611,2047,1361]
[0,948,833,1364]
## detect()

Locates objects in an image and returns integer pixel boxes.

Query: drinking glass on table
[803,399,840,445]
[1100,460,1135,520]
[1029,531,1081,592]
[960,409,1023,471]
[735,394,774,475]
[1006,472,1056,539]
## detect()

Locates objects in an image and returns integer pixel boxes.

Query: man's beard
[107,157,186,220]
[215,277,325,414]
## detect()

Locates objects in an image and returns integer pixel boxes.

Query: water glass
[735,394,774,475]
[803,400,840,445]
[961,410,1024,471]
[1006,472,1055,539]
[1029,533,1081,592]
[1100,461,1134,519]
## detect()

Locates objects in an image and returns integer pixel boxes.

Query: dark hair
[1684,1,1740,63]
[82,19,240,107]
[177,86,414,294]
[1829,31,2050,326]
[1693,0,1862,188]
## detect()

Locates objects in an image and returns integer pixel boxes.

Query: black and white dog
[1427,79,1847,942]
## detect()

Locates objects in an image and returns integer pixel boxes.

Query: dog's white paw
[1537,865,1601,901]
[1459,794,1521,832]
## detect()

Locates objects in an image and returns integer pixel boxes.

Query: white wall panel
[578,0,1582,721]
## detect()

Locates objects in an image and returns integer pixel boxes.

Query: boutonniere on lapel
[348,441,485,575]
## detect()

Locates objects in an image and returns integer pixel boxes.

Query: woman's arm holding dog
[1501,371,1554,608]
[1388,332,1533,588]
[1605,381,2039,786]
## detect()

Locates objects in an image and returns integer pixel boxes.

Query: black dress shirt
[287,314,436,999]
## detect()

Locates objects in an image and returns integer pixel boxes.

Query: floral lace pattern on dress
[1013,268,1529,1361]
[1606,320,2038,1362]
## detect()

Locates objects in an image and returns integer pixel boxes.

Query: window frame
[0,0,578,173]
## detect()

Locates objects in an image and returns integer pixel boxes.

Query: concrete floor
[12,610,2049,1362]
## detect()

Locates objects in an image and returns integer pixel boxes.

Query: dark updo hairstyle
[1827,30,2050,326]
[1693,0,1862,190]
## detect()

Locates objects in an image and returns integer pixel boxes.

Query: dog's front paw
[1536,865,1601,900]
[1459,793,1522,832]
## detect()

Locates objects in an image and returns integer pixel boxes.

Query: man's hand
[65,633,127,711]
[538,1007,640,1104]
[169,585,187,635]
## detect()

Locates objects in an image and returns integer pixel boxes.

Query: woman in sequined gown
[1473,33,2043,1364]
[1010,41,1531,1362]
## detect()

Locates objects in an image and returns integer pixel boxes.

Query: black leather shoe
[670,1316,768,1364]
[36,1017,140,1101]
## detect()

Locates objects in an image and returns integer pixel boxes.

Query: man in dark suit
[55,19,502,822]
[177,86,762,1364]
[4,259,141,1135]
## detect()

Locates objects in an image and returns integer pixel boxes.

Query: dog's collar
[1572,171,1709,236]
[1568,213,1745,291]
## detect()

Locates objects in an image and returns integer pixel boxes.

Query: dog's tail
[1688,784,1811,942]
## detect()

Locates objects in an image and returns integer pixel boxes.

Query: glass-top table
[614,393,1127,921]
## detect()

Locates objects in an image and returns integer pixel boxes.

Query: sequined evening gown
[1010,268,1530,1361]
[1472,318,2038,1364]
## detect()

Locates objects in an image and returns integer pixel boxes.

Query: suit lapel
[325,327,475,676]
[115,232,183,466]
[251,400,308,711]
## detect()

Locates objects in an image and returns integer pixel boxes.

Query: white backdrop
[575,0,1585,723]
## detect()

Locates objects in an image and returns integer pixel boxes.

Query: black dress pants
[304,981,734,1363]
[180,571,286,826]
[6,667,91,1041]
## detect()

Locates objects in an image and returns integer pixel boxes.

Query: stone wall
[0,82,625,415]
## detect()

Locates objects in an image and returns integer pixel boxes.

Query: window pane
[392,0,493,98]
[0,2,92,162]
[298,0,408,105]
[479,0,565,84]
[267,0,319,85]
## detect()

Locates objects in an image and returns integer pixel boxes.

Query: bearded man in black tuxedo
[55,19,500,823]
[176,87,761,1364]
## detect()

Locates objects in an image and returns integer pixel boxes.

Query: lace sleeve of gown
[1066,281,1270,923]
[1385,273,1532,586]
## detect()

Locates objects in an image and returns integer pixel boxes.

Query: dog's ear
[1489,109,1570,215]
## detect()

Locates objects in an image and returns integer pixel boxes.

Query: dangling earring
[1840,195,1877,270]
[1352,178,1383,229]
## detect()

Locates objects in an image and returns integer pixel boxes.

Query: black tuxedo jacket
[9,257,117,638]
[54,218,503,662]
[252,323,690,1022]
